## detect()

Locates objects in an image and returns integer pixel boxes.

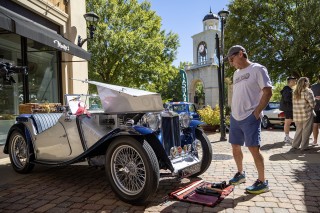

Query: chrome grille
[161,114,181,155]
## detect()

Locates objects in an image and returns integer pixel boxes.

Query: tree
[159,67,182,103]
[159,62,194,103]
[86,0,179,94]
[195,82,205,105]
[224,0,320,83]
[270,81,286,102]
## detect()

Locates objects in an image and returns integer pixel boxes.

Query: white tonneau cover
[86,80,164,113]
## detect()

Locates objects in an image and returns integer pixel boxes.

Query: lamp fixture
[218,10,230,18]
[78,12,100,47]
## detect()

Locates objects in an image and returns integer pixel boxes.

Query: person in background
[280,76,296,144]
[292,77,315,150]
[225,45,272,194]
[311,74,320,145]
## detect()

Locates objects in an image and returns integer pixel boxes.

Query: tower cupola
[203,8,219,31]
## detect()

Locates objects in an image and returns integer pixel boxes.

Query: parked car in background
[165,102,200,120]
[262,102,285,129]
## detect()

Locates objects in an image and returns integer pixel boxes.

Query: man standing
[280,77,297,144]
[224,45,272,194]
[311,75,320,145]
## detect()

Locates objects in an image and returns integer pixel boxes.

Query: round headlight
[141,113,160,131]
[179,112,190,128]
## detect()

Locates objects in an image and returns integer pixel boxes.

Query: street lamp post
[215,33,226,141]
[217,9,229,141]
[78,12,100,47]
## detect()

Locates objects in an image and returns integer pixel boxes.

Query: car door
[34,115,72,161]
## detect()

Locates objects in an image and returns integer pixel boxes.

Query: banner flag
[179,69,188,102]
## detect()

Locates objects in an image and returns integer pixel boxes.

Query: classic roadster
[3,80,212,204]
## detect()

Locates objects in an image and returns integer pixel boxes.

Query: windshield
[169,104,196,113]
[189,104,196,112]
[170,104,187,111]
[268,102,280,109]
[65,94,103,114]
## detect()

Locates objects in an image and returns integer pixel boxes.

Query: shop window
[0,33,23,113]
[0,32,22,145]
[27,39,58,103]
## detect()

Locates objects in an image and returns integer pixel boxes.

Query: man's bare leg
[313,123,319,144]
[232,144,243,173]
[284,118,292,138]
[248,146,265,181]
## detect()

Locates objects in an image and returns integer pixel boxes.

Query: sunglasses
[228,52,239,62]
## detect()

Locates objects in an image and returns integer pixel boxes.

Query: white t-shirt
[231,63,272,121]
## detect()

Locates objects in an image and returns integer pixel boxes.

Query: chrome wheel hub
[11,134,27,168]
[111,145,146,195]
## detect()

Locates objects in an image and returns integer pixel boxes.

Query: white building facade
[185,9,221,108]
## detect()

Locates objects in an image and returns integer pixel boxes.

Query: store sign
[53,40,70,51]
[179,69,188,102]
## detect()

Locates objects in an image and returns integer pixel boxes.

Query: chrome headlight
[179,112,190,128]
[141,113,161,131]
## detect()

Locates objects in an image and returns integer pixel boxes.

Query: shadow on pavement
[0,162,212,212]
[224,192,256,207]
[268,145,320,162]
[293,163,320,212]
[260,141,288,150]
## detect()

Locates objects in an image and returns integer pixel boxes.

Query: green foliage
[225,0,320,83]
[0,114,15,120]
[195,82,205,104]
[197,105,221,126]
[86,0,180,96]
[160,67,183,102]
[270,81,286,102]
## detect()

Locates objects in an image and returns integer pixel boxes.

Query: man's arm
[253,87,273,119]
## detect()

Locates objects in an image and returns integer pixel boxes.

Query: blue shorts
[229,113,261,147]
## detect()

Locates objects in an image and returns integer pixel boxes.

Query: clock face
[199,44,204,53]
[198,43,206,57]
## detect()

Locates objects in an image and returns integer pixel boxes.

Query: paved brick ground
[1,128,320,212]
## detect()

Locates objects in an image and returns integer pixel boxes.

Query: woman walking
[292,77,315,150]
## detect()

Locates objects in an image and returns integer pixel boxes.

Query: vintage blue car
[3,80,212,204]
[165,101,200,120]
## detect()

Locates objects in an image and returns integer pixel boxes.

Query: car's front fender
[84,126,157,156]
[190,120,204,128]
[132,125,154,134]
[84,127,173,171]
[3,123,33,154]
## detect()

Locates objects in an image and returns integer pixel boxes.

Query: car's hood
[86,80,164,113]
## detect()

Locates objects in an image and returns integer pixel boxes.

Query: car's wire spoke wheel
[190,128,212,177]
[10,134,28,168]
[111,145,146,195]
[194,139,203,161]
[8,129,34,173]
[106,137,159,204]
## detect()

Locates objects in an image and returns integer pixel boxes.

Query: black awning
[0,6,91,60]
[0,11,13,31]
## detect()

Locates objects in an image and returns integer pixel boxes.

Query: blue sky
[141,0,231,66]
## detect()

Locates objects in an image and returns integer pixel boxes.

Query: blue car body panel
[165,102,200,120]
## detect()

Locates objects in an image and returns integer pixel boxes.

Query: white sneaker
[310,141,318,146]
[284,137,293,144]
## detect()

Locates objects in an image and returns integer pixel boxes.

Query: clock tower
[185,9,221,108]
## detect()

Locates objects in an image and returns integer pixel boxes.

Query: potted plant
[197,105,220,132]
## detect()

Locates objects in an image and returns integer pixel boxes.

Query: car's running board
[32,158,86,166]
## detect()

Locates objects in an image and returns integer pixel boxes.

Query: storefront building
[0,0,90,144]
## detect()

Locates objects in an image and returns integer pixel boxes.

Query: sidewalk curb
[0,157,10,164]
